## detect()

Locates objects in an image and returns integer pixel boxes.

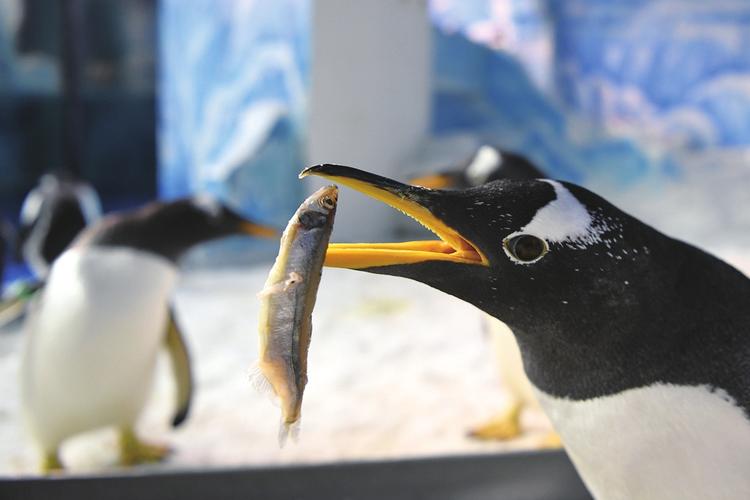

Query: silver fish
[254,185,337,444]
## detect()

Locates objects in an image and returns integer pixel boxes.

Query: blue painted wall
[430,0,750,190]
[158,0,309,226]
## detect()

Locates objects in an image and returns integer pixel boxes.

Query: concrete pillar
[307,0,431,242]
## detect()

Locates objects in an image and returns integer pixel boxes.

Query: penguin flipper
[164,306,193,427]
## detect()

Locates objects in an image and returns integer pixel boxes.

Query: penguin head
[78,196,277,262]
[300,165,680,375]
[409,145,545,189]
[164,195,277,240]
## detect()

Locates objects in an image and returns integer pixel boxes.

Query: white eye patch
[520,180,601,245]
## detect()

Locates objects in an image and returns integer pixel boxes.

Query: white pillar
[307,0,431,242]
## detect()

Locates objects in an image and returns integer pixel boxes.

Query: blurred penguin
[0,173,100,329]
[18,171,102,279]
[411,145,561,448]
[21,196,276,472]
[410,145,545,189]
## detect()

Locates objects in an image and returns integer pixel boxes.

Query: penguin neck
[80,216,237,263]
[505,241,750,406]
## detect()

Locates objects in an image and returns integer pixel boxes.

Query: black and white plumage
[18,172,103,279]
[409,145,545,189]
[21,196,275,471]
[302,164,750,500]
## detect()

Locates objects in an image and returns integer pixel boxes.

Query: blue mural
[550,0,750,149]
[158,0,310,226]
[429,0,750,190]
[158,0,750,246]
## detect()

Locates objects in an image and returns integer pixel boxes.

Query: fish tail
[278,418,301,448]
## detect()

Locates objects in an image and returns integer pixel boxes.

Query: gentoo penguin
[18,171,102,279]
[409,145,545,190]
[21,196,275,472]
[410,148,559,446]
[301,164,750,500]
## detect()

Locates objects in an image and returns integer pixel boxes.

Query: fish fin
[278,419,301,448]
[256,272,304,298]
[256,282,285,298]
[249,362,279,406]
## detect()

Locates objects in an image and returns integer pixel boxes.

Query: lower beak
[299,164,489,269]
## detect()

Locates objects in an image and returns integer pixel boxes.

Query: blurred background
[1,0,749,477]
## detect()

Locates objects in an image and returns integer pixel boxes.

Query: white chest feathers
[34,246,179,338]
[22,247,179,448]
[535,384,750,500]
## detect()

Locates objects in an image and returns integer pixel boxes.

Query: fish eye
[320,196,335,210]
[504,234,548,263]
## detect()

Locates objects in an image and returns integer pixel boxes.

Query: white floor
[3,217,748,476]
[0,265,551,476]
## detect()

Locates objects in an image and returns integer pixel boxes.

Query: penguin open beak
[299,164,489,269]
[239,221,278,239]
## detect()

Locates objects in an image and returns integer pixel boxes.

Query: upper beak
[299,164,489,269]
[239,221,278,239]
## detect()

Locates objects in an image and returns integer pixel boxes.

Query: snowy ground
[0,265,554,477]
[2,166,749,477]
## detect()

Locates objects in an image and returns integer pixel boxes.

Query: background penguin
[21,196,275,472]
[410,147,559,447]
[302,164,750,500]
[409,145,545,190]
[0,217,16,285]
[18,171,103,280]
[0,173,97,329]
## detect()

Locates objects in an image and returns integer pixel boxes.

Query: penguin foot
[118,428,170,466]
[468,402,522,441]
[41,451,64,473]
[538,430,563,449]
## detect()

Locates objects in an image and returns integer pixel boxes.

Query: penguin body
[302,165,750,500]
[536,384,750,499]
[23,247,177,452]
[21,197,275,471]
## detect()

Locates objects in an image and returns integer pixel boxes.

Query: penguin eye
[504,234,548,263]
